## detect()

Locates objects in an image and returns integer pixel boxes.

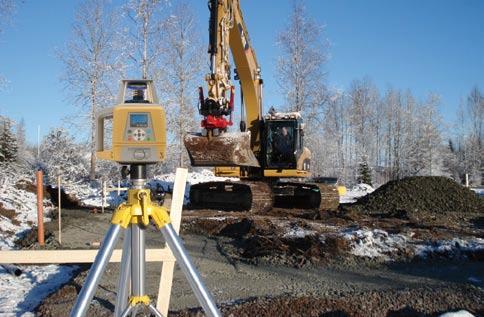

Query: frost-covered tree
[416,94,442,175]
[39,128,88,184]
[59,0,125,181]
[15,118,26,161]
[160,2,204,168]
[0,118,18,164]
[124,0,167,80]
[276,0,328,119]
[348,78,379,163]
[0,0,17,88]
[0,0,16,33]
[444,87,483,185]
[467,87,483,147]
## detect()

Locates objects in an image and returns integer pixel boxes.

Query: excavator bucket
[184,132,260,167]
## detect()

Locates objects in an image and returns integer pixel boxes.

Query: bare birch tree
[276,0,329,119]
[0,0,16,35]
[159,2,204,168]
[0,0,17,88]
[124,0,167,79]
[59,0,125,180]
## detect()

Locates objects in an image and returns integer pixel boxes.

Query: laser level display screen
[130,113,149,127]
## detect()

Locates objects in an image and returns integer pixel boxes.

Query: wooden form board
[0,249,175,264]
[0,168,189,316]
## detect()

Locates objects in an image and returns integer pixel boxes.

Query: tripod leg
[160,223,221,317]
[70,224,123,317]
[114,227,132,317]
[148,304,164,317]
[131,224,146,297]
[119,305,133,317]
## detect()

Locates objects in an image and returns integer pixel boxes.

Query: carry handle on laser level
[96,107,114,161]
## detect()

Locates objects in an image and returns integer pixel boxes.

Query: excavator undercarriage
[189,180,339,212]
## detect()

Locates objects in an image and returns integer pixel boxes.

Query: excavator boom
[184,0,262,168]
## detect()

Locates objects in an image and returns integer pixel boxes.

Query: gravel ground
[34,208,484,316]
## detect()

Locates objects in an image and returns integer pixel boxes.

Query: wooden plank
[157,167,188,315]
[169,167,188,232]
[0,249,175,264]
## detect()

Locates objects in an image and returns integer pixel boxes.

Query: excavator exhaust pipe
[184,132,260,167]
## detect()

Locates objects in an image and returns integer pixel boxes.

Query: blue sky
[0,0,483,143]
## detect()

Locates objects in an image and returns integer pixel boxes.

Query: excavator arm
[184,0,262,167]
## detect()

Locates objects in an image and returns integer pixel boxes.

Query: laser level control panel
[126,113,154,142]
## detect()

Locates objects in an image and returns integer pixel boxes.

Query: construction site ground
[33,201,483,316]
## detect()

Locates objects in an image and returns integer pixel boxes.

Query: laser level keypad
[126,113,154,142]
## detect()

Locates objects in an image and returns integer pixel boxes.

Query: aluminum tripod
[70,166,221,317]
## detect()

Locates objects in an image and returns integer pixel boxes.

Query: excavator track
[272,181,339,211]
[189,181,273,212]
[314,183,340,211]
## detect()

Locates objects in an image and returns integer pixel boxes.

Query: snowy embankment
[0,180,78,316]
[275,184,484,268]
[342,228,484,261]
[339,183,374,204]
[335,185,484,262]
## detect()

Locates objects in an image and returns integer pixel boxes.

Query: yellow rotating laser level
[72,79,221,317]
[95,79,166,164]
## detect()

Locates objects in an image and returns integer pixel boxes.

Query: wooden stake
[157,168,188,315]
[101,179,106,214]
[36,170,45,246]
[57,175,62,245]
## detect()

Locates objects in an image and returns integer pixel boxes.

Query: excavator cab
[262,112,308,172]
[265,120,297,168]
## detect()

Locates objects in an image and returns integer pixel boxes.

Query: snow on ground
[342,228,484,260]
[278,220,484,262]
[415,238,484,259]
[470,187,484,197]
[0,264,78,316]
[0,178,78,316]
[339,183,374,204]
[439,311,475,317]
[64,181,105,208]
[0,182,49,249]
[283,226,317,239]
[342,228,408,259]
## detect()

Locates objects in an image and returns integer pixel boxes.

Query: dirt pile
[15,226,58,249]
[182,216,349,267]
[171,285,483,317]
[353,176,483,217]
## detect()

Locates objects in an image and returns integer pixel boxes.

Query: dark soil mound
[354,176,484,216]
[15,226,57,249]
[171,285,483,317]
[46,186,81,208]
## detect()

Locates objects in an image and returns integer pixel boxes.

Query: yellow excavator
[184,0,339,212]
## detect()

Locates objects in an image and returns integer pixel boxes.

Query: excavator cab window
[265,121,297,168]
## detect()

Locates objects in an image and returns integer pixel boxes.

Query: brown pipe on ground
[36,170,45,246]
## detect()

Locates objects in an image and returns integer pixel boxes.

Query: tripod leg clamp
[129,295,150,306]
[111,204,133,228]
[150,206,171,229]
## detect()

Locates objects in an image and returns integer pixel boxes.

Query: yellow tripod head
[95,80,166,164]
